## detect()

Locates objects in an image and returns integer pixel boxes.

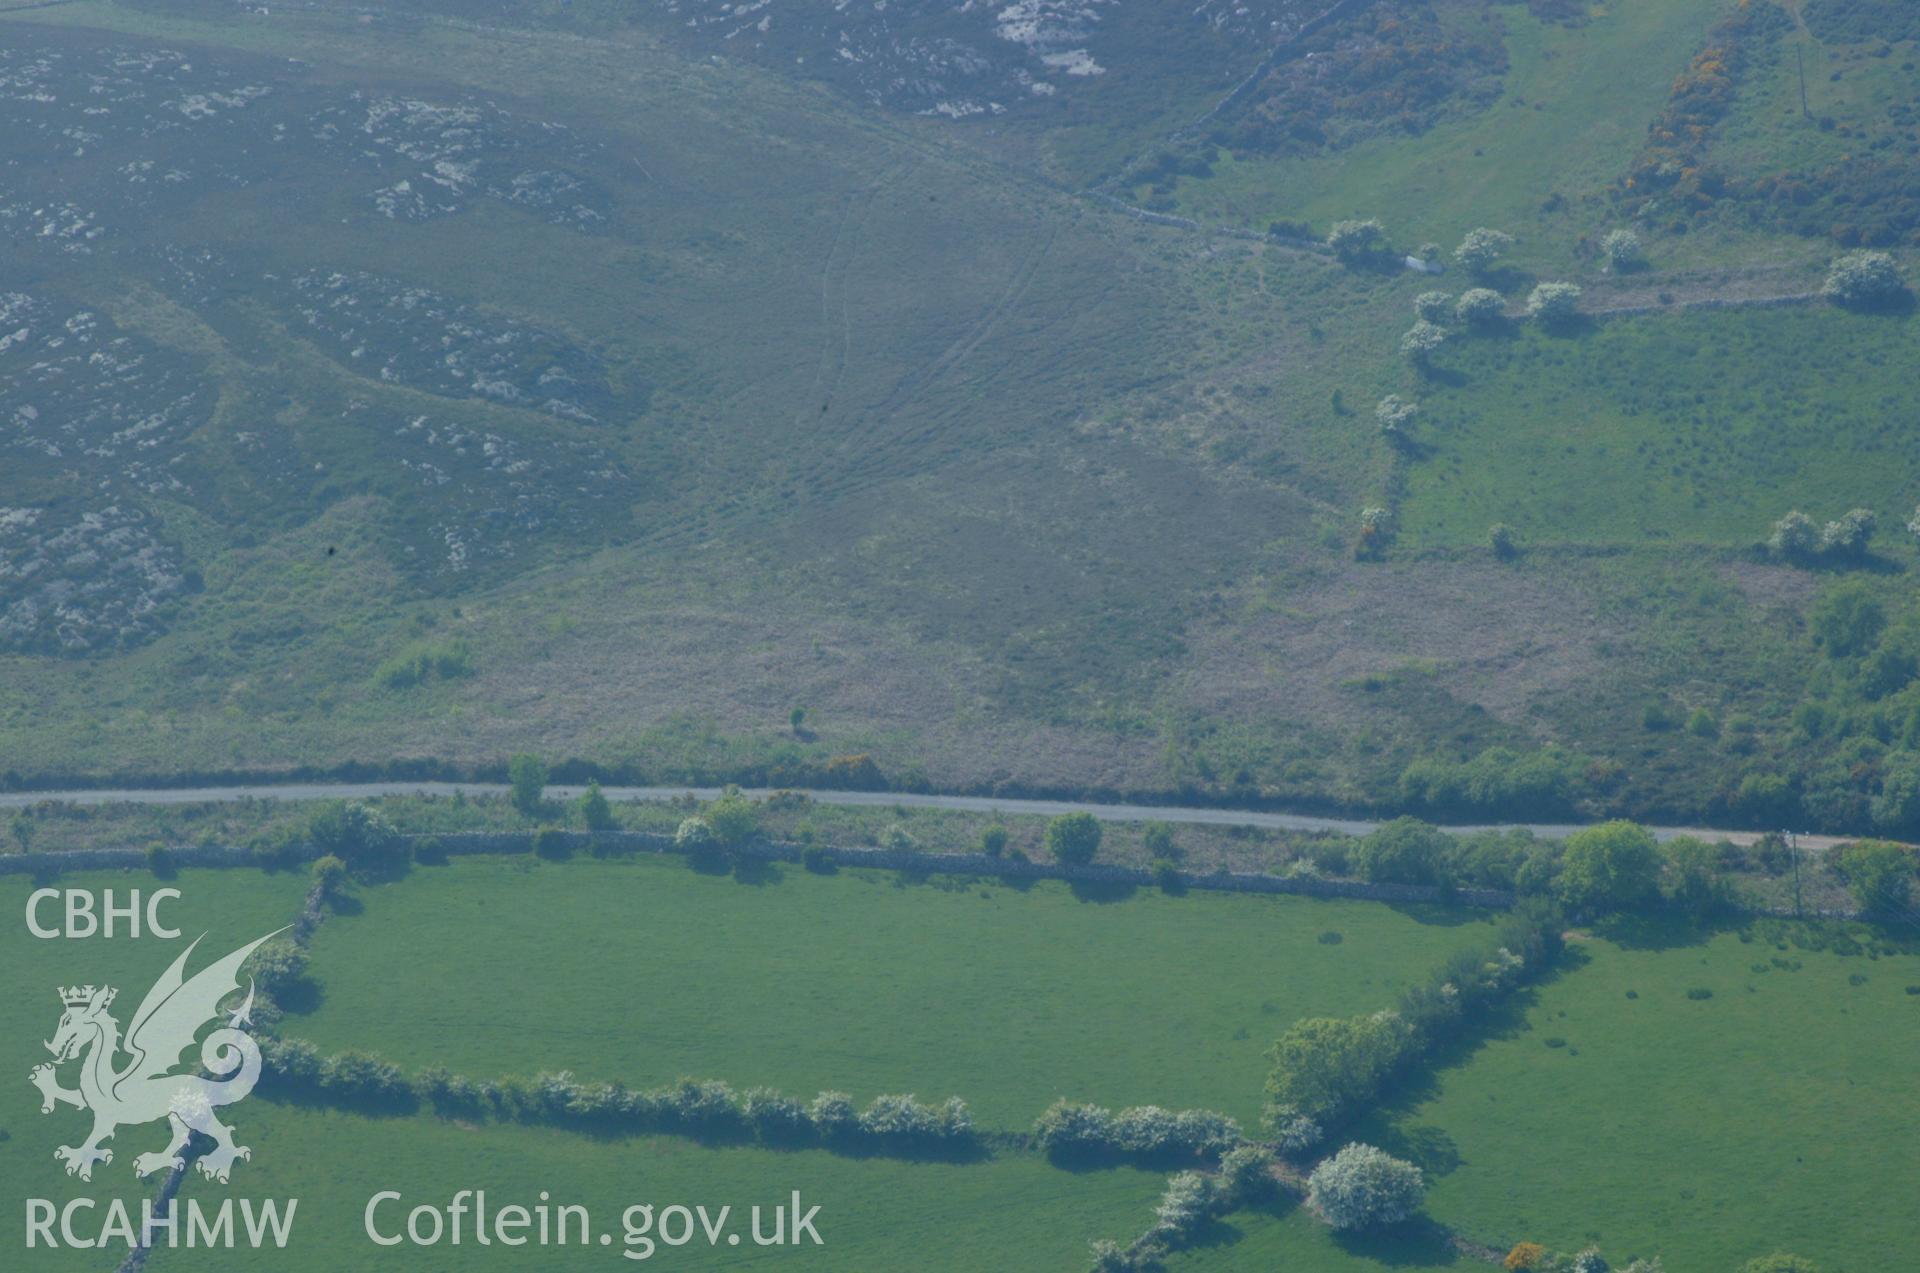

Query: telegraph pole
[1797,45,1813,122]
[1787,828,1802,917]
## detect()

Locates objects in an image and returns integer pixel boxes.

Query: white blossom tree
[1307,1143,1425,1229]
[1527,282,1583,326]
[1413,290,1453,323]
[1820,508,1876,558]
[1153,1171,1215,1236]
[1456,288,1506,327]
[1824,250,1905,308]
[1769,510,1818,557]
[1400,320,1447,366]
[1328,219,1389,265]
[1454,227,1514,276]
[1600,228,1643,272]
[1375,395,1419,435]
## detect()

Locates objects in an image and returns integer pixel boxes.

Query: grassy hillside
[1399,305,1920,547]
[1,0,1917,840]
[1160,0,1732,263]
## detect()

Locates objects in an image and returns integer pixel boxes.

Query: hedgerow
[258,1038,978,1156]
[1033,1100,1241,1163]
[1264,900,1563,1132]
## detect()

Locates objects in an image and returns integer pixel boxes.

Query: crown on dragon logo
[60,985,113,1008]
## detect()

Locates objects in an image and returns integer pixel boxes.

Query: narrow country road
[0,782,1848,851]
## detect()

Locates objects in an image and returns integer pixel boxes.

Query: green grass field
[1399,305,1920,547]
[0,868,313,1269]
[1163,0,1728,266]
[0,856,1480,1273]
[161,1103,1170,1271]
[1354,919,1920,1270]
[289,855,1489,1128]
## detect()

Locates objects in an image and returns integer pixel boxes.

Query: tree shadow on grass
[1592,912,1718,952]
[1476,264,1534,295]
[1177,1213,1255,1257]
[1332,1215,1464,1267]
[1536,314,1594,338]
[1344,948,1594,1174]
[354,855,413,885]
[1070,879,1138,904]
[260,1087,419,1119]
[273,977,325,1016]
[327,892,365,917]
[817,1135,993,1165]
[591,1124,994,1163]
[1042,1144,1218,1176]
[1796,548,1907,578]
[1360,1123,1462,1178]
[731,857,783,886]
[1384,901,1489,928]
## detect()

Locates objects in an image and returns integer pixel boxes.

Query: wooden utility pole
[1797,44,1813,121]
[1788,828,1802,917]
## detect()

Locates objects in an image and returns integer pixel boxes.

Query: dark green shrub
[703,787,760,848]
[1309,839,1351,876]
[1046,812,1103,866]
[1352,817,1447,885]
[821,753,883,789]
[1558,821,1663,912]
[250,830,299,870]
[373,638,472,689]
[312,853,349,892]
[508,754,548,815]
[1811,582,1885,656]
[246,940,310,996]
[307,801,403,868]
[577,780,616,831]
[1835,839,1915,915]
[1141,821,1179,859]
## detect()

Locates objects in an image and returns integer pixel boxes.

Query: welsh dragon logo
[29,930,282,1183]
